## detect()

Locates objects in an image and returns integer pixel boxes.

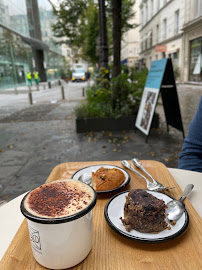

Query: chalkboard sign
[135,58,184,140]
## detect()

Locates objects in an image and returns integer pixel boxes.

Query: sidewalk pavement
[0,82,201,202]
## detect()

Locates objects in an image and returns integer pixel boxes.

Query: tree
[52,0,136,65]
[121,0,137,33]
[52,0,88,48]
[83,2,99,64]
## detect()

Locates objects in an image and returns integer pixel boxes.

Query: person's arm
[178,97,202,172]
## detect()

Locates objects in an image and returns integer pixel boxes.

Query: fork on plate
[121,160,174,192]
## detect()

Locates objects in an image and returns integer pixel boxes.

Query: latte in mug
[21,179,97,269]
[24,180,95,220]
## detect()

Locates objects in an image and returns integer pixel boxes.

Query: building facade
[139,0,202,83]
[182,0,202,83]
[0,0,64,90]
[139,0,184,75]
[121,0,140,68]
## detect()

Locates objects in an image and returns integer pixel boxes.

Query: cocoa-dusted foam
[24,180,95,218]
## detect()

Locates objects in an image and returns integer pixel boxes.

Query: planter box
[76,114,159,133]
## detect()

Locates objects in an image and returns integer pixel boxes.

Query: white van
[72,68,86,82]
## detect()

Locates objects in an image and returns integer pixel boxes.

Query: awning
[0,23,49,50]
[121,59,128,64]
[21,36,49,50]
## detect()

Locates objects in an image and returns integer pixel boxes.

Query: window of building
[195,0,202,17]
[163,19,167,40]
[156,24,159,44]
[141,9,144,26]
[151,0,153,17]
[189,37,202,82]
[174,9,180,35]
[142,34,146,51]
[67,49,70,57]
[72,49,78,55]
[145,4,148,23]
[169,52,179,72]
[149,56,152,67]
[173,52,179,67]
[150,30,153,48]
[0,26,33,90]
[157,0,160,11]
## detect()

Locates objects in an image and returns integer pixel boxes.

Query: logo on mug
[29,226,42,253]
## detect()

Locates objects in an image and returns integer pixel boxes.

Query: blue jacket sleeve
[178,96,202,172]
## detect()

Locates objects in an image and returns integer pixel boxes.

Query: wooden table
[1,160,202,269]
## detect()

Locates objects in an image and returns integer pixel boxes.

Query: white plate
[71,165,130,194]
[104,190,189,242]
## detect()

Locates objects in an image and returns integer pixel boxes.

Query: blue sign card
[135,59,168,136]
[145,58,167,89]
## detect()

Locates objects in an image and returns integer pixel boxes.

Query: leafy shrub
[74,66,148,119]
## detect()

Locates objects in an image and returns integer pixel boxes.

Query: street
[0,82,201,201]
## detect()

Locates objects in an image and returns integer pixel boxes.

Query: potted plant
[75,67,159,133]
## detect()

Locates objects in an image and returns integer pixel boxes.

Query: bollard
[61,86,65,100]
[28,87,33,105]
[14,88,18,95]
[82,87,85,97]
[43,84,46,90]
[48,81,51,88]
[58,80,61,86]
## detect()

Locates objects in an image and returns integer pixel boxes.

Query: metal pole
[82,87,85,97]
[61,86,65,100]
[28,86,33,105]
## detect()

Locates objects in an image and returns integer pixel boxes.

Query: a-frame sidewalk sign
[135,58,184,142]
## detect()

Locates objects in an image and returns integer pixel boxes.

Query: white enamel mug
[21,180,97,269]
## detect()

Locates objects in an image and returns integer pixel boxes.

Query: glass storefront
[0,0,29,37]
[44,50,64,81]
[0,26,32,90]
[0,25,64,89]
[189,37,202,82]
[0,0,64,90]
[38,0,62,54]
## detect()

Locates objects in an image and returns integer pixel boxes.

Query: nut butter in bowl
[20,179,97,269]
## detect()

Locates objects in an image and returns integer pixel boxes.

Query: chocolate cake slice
[121,189,168,233]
